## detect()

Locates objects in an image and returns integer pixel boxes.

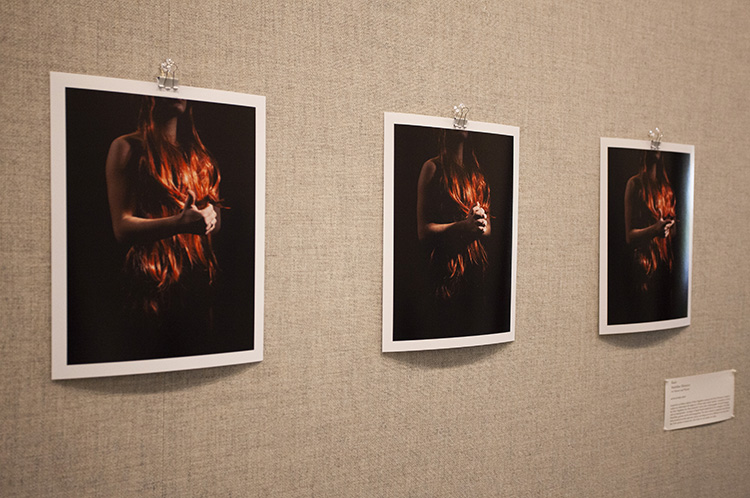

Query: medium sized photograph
[599,138,694,334]
[383,113,518,352]
[51,73,265,378]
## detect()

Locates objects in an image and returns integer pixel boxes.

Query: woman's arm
[624,177,673,245]
[416,159,489,243]
[105,136,219,245]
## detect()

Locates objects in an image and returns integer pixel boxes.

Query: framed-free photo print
[383,113,518,352]
[600,138,694,335]
[51,72,265,378]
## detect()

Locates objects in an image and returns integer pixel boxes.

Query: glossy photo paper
[51,73,265,378]
[600,138,694,335]
[383,113,518,352]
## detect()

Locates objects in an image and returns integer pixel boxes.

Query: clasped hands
[464,202,488,235]
[180,190,218,235]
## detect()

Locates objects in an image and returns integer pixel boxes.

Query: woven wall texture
[1,0,749,496]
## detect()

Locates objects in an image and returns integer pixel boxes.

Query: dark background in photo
[607,147,692,326]
[392,124,514,341]
[65,88,256,364]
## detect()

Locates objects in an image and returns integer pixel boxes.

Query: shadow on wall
[58,362,257,395]
[600,326,685,349]
[382,341,512,369]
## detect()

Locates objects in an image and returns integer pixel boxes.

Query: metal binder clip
[648,128,663,150]
[157,59,179,91]
[453,104,469,129]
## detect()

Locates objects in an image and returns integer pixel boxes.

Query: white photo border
[599,137,694,335]
[50,72,265,379]
[383,112,519,352]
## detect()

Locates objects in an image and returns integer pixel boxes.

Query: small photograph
[600,138,694,334]
[383,113,518,352]
[50,73,265,378]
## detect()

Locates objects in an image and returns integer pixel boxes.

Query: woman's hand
[464,202,488,235]
[655,217,675,238]
[180,190,218,235]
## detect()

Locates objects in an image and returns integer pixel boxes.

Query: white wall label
[664,370,735,430]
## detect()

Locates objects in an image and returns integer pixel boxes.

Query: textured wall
[1,0,749,496]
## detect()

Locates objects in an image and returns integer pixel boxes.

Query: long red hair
[126,97,222,313]
[635,150,675,284]
[432,130,490,300]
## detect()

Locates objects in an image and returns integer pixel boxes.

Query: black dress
[419,159,492,338]
[117,137,217,360]
[626,175,674,323]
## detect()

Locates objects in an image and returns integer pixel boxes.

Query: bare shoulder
[107,132,140,169]
[625,174,641,194]
[419,157,439,182]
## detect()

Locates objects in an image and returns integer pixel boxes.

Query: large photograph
[383,113,518,352]
[51,73,265,378]
[599,138,694,334]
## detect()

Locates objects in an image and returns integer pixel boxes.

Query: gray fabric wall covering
[1,0,748,496]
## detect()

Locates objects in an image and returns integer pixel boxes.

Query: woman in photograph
[623,149,675,315]
[105,96,222,352]
[416,129,490,331]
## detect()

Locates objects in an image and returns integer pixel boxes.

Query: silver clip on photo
[648,127,663,150]
[157,59,179,91]
[453,103,469,129]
